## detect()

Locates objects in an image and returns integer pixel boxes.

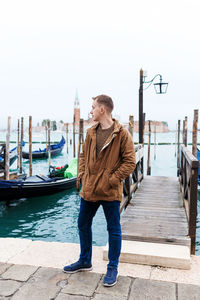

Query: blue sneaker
[63,260,92,274]
[103,267,118,287]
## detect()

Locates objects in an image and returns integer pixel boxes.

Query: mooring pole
[66,123,69,154]
[17,119,20,169]
[147,120,151,175]
[73,114,76,158]
[154,123,156,160]
[19,117,23,174]
[48,120,51,166]
[129,115,134,138]
[192,110,199,157]
[5,116,11,180]
[177,120,181,176]
[29,116,32,176]
[184,116,188,147]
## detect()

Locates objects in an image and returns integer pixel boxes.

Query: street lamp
[139,69,168,144]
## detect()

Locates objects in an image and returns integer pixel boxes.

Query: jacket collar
[88,119,122,137]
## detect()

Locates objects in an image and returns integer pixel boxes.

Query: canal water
[0,130,200,253]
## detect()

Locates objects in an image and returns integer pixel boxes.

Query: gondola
[0,142,25,170]
[0,158,77,201]
[0,175,76,201]
[22,136,65,159]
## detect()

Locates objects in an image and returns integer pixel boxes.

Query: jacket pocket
[109,173,120,188]
[94,169,116,198]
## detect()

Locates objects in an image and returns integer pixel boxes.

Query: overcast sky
[0,0,199,130]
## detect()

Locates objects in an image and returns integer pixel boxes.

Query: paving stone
[0,263,12,275]
[11,268,68,300]
[55,293,89,300]
[1,264,38,281]
[62,272,101,297]
[178,283,200,300]
[92,293,127,300]
[33,266,70,281]
[129,278,176,300]
[0,280,21,297]
[96,275,131,297]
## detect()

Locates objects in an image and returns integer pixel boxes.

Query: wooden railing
[178,144,199,254]
[120,144,144,212]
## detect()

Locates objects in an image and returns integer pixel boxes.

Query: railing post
[184,116,188,147]
[192,109,198,157]
[189,166,198,254]
[147,120,151,175]
[177,120,180,176]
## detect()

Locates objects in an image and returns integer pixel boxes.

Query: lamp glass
[154,82,168,94]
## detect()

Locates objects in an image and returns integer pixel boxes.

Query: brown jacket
[78,119,136,202]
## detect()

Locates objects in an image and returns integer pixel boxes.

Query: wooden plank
[121,175,189,248]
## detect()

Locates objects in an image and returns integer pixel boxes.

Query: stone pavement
[1,262,200,300]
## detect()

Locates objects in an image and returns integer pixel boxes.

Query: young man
[63,94,136,286]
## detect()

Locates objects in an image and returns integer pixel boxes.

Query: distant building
[74,89,80,125]
[133,121,169,133]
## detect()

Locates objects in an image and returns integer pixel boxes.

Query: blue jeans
[78,198,122,268]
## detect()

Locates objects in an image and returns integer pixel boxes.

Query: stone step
[103,240,191,270]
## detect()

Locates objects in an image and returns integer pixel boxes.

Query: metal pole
[139,69,143,144]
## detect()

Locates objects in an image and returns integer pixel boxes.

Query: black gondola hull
[22,146,64,159]
[0,177,77,201]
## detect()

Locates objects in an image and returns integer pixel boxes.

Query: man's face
[90,99,102,121]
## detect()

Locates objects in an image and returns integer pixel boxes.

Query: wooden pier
[104,143,199,269]
[121,176,190,248]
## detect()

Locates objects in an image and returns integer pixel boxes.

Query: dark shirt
[96,123,114,158]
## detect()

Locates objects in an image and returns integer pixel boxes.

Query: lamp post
[139,68,168,144]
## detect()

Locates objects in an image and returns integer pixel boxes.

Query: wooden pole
[73,115,76,158]
[128,115,134,138]
[177,120,181,175]
[184,116,188,147]
[66,123,69,154]
[5,116,11,180]
[175,124,177,157]
[139,68,144,144]
[77,119,84,194]
[142,113,146,146]
[29,116,32,176]
[147,120,151,175]
[45,125,48,152]
[77,119,84,174]
[154,123,156,160]
[17,119,20,169]
[192,109,199,157]
[182,120,185,145]
[19,117,23,174]
[47,120,51,166]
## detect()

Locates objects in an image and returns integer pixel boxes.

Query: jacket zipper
[100,134,116,153]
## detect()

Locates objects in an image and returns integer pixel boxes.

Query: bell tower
[74,89,80,125]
